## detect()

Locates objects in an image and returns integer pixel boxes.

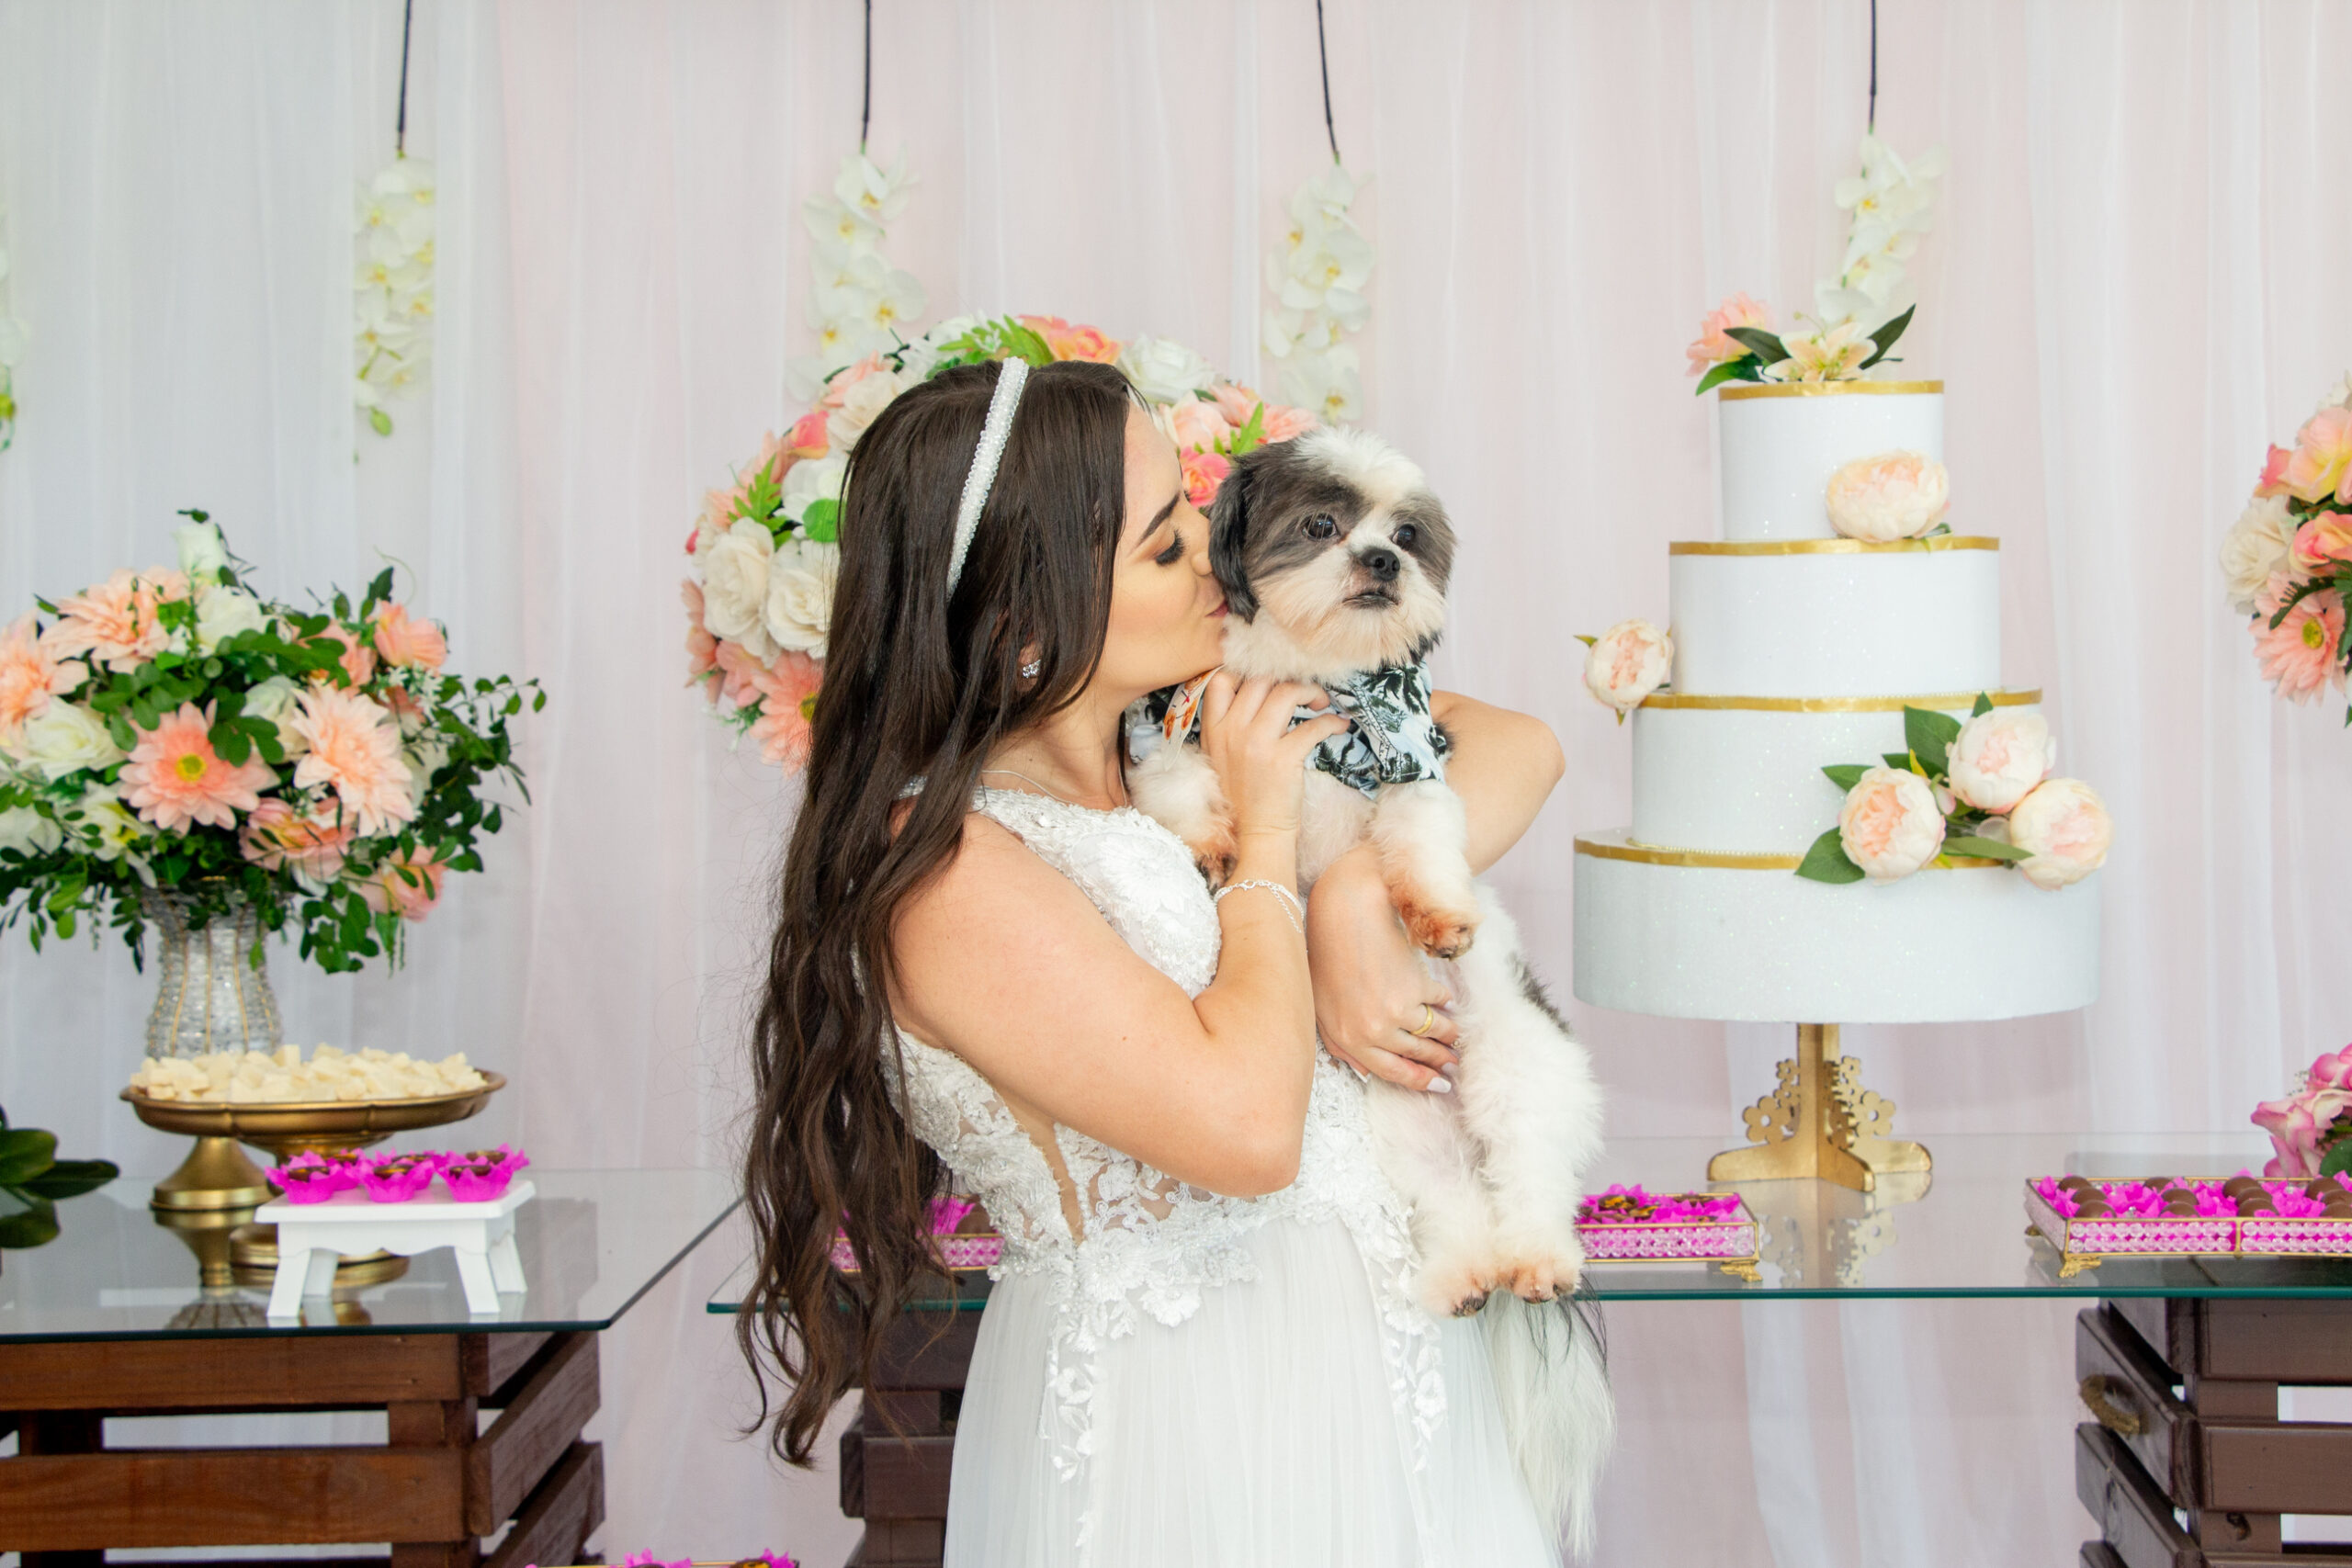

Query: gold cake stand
[1707,1025,1928,1194]
[123,1072,506,1282]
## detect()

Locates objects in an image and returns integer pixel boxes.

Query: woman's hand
[1197,672,1349,840]
[1306,845,1462,1092]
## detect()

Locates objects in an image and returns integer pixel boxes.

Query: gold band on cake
[1574,834,2007,871]
[1715,379,1943,400]
[1639,687,2041,714]
[1668,535,1996,557]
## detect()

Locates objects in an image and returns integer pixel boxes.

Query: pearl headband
[944,356,1029,594]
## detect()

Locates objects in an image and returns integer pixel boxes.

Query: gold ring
[1408,1004,1437,1037]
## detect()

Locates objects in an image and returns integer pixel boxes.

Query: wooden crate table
[0,1168,738,1568]
[709,1134,2352,1568]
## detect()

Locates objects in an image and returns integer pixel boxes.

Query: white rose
[402,735,451,807]
[824,367,908,451]
[782,453,848,525]
[175,521,232,584]
[2318,371,2352,414]
[17,702,125,781]
[1581,619,1673,716]
[1119,335,1218,404]
[63,784,150,868]
[1837,766,1947,882]
[1948,708,2055,815]
[1824,451,1951,542]
[701,518,780,660]
[0,805,62,858]
[763,536,839,658]
[243,675,309,760]
[193,581,268,650]
[2007,778,2112,890]
[2220,492,2296,615]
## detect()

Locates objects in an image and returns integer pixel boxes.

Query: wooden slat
[872,1313,978,1392]
[0,1448,463,1548]
[2075,1306,2192,1503]
[2079,1544,2126,1568]
[2106,1297,2191,1376]
[2198,1418,2352,1514]
[851,1517,945,1567]
[2075,1424,2197,1568]
[463,1332,554,1401]
[482,1441,604,1568]
[466,1332,599,1535]
[2199,1299,2352,1382]
[390,1398,479,1450]
[845,1413,953,1521]
[389,1540,480,1568]
[0,1336,461,1411]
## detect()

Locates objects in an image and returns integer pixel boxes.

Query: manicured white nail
[1427,1076,1453,1094]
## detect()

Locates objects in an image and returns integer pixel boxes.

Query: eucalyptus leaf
[1795,829,1866,885]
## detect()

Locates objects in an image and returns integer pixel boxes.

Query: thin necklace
[980,767,1116,809]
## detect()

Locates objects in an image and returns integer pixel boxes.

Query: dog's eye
[1394,525,1418,547]
[1303,514,1338,540]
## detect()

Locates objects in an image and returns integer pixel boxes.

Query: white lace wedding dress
[884,786,1559,1566]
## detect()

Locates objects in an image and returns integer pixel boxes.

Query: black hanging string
[1315,0,1340,164]
[859,0,874,152]
[1866,0,1878,131]
[394,0,415,156]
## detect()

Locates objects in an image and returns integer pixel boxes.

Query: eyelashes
[1154,528,1188,567]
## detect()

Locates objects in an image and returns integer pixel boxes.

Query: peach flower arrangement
[683,314,1314,772]
[2222,378,2352,718]
[1797,694,2111,891]
[0,516,540,973]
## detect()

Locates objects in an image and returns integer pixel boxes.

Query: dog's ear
[1206,461,1259,622]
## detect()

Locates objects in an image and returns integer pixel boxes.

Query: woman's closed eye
[1154,528,1188,567]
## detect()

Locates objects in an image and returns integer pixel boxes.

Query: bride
[740,356,1584,1564]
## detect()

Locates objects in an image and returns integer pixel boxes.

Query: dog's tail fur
[1482,1287,1613,1559]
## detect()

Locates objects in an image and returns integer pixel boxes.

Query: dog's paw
[1188,827,1238,889]
[1415,1258,1498,1319]
[1495,1251,1583,1303]
[1398,896,1481,959]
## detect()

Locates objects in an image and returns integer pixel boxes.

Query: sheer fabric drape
[1,2,2346,1562]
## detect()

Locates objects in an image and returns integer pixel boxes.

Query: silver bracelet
[1213,877,1305,935]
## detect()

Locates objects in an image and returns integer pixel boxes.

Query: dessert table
[0,1167,738,1568]
[709,1134,2352,1568]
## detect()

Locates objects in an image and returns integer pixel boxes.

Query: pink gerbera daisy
[121,702,277,832]
[288,686,414,836]
[746,650,823,770]
[43,568,187,672]
[0,614,82,749]
[2255,573,2348,704]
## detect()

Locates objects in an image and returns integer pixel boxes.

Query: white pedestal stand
[259,1179,535,1319]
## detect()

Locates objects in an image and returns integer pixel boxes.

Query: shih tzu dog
[1129,427,1612,1551]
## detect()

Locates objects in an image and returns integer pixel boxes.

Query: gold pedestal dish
[1707,1026,1929,1194]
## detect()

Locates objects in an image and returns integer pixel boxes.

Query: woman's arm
[1307,694,1564,1090]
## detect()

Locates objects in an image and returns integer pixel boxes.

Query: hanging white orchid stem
[1813,131,1944,334]
[792,151,926,399]
[1261,165,1373,429]
[0,188,25,451]
[353,156,436,437]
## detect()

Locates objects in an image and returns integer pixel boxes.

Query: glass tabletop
[706,1133,2352,1313]
[2,1168,740,1341]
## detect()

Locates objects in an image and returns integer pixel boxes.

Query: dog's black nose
[1358,547,1400,581]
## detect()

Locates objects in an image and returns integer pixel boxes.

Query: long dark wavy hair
[738,357,1137,1465]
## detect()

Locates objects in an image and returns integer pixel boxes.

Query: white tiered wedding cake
[1572,381,2103,1024]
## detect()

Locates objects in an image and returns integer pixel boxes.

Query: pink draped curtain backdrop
[1,1,2346,1562]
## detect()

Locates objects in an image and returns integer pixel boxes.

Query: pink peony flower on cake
[1685,292,1774,375]
[1836,766,1945,881]
[358,848,448,921]
[237,796,360,881]
[288,686,414,836]
[0,614,83,750]
[2252,571,2346,704]
[369,604,448,671]
[1581,619,1672,718]
[2006,778,2112,890]
[1948,708,2054,814]
[121,702,277,832]
[2282,406,2352,506]
[1824,450,1951,542]
[44,568,187,672]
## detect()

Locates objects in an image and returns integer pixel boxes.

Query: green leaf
[1883,751,1916,773]
[0,1128,57,1187]
[16,1158,118,1201]
[1856,305,1916,371]
[1822,763,1871,792]
[1972,692,1996,718]
[1943,834,2032,863]
[1001,319,1056,367]
[1723,326,1791,366]
[368,407,394,437]
[0,1197,59,1249]
[801,497,841,543]
[1693,357,1762,395]
[1903,705,1963,780]
[209,721,252,766]
[367,567,395,609]
[1795,829,1866,885]
[2320,1140,2352,1181]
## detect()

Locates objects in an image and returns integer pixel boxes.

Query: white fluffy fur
[1129,427,1614,1554]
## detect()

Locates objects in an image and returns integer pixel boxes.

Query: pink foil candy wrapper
[440,1160,516,1201]
[266,1163,345,1205]
[1577,1184,1745,1224]
[359,1158,437,1202]
[448,1144,528,1177]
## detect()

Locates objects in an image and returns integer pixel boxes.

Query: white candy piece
[128,1044,488,1104]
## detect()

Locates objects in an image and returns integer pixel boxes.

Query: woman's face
[1094,405,1226,700]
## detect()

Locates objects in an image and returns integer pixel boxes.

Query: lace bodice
[881,786,1444,1489]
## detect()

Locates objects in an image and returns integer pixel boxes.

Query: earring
[1021,658,1042,679]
